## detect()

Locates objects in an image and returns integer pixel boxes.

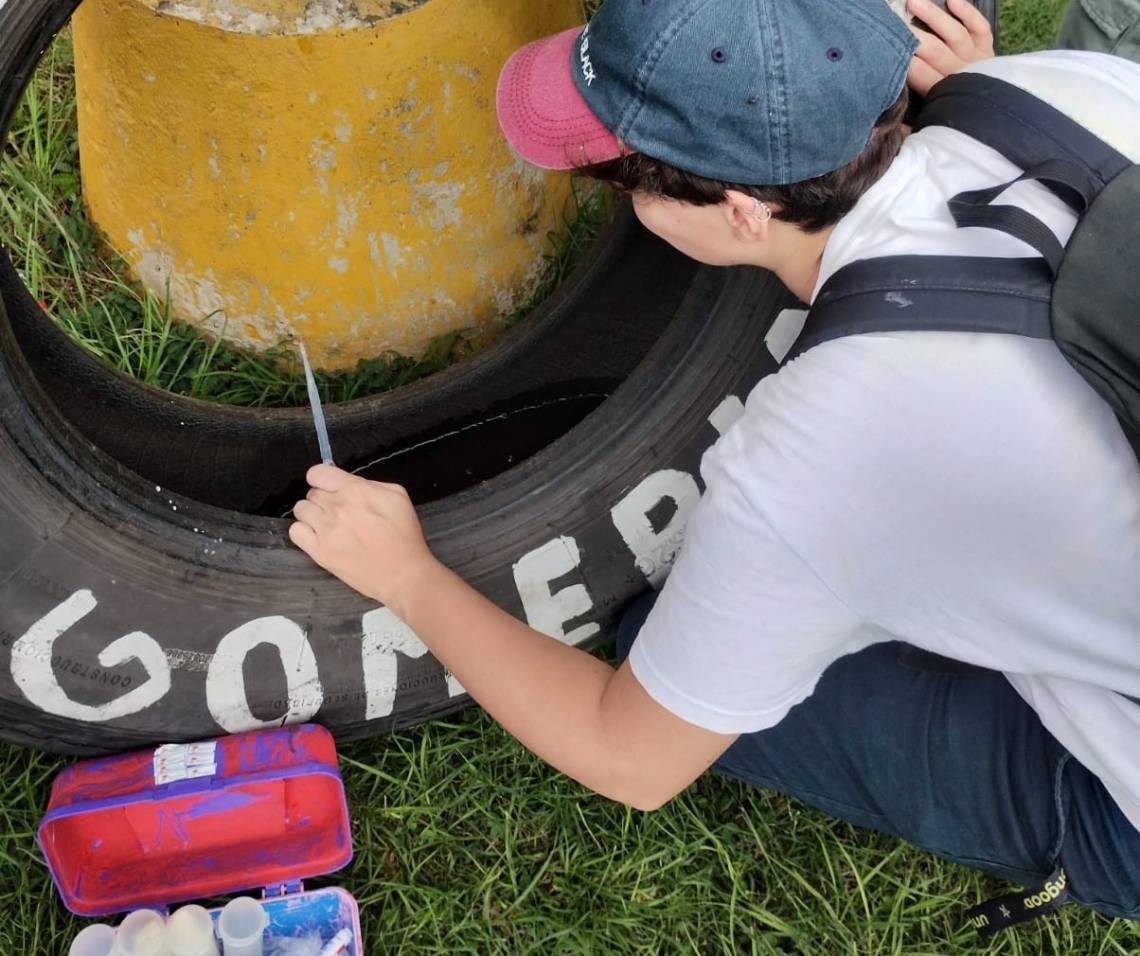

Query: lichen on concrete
[149,0,430,34]
[74,0,582,368]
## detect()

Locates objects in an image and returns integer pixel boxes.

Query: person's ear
[723,189,775,241]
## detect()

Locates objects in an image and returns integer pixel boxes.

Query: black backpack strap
[915,72,1132,195]
[788,256,1053,363]
[949,185,1066,275]
[913,73,1133,277]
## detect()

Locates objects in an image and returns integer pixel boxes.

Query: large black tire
[0,0,996,755]
[0,0,796,753]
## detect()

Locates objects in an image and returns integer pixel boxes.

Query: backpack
[792,71,1140,461]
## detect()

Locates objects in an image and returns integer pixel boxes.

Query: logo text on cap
[580,24,597,86]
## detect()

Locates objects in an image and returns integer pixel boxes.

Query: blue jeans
[617,593,1140,920]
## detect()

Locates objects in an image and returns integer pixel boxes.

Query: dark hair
[576,89,909,233]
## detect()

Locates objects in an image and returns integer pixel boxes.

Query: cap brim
[496,27,624,171]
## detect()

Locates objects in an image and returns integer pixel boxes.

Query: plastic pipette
[296,338,334,465]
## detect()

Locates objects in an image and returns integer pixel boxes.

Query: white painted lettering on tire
[362,606,464,719]
[206,616,323,733]
[11,590,172,722]
[512,537,600,644]
[610,470,701,589]
[765,308,809,363]
[708,395,744,436]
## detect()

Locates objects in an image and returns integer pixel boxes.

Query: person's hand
[907,0,995,97]
[289,464,438,614]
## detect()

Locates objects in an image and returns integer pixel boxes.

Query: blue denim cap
[567,0,917,185]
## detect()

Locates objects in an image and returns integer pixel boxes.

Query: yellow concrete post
[71,0,584,369]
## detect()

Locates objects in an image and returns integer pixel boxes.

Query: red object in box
[38,724,353,917]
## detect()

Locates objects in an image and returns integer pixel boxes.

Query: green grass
[0,33,606,408]
[2,713,1139,954]
[3,2,1136,955]
[999,0,1072,54]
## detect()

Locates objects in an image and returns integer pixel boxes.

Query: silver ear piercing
[752,198,773,222]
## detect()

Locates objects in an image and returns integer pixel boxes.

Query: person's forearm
[393,558,652,807]
[290,466,731,808]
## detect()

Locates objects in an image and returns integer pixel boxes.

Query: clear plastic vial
[166,904,220,956]
[217,897,268,956]
[69,924,117,956]
[112,910,171,956]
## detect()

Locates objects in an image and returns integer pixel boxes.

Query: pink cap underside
[497,27,623,170]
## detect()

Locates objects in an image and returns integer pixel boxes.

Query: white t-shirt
[629,52,1140,830]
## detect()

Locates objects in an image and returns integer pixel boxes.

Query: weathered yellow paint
[72,0,584,368]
